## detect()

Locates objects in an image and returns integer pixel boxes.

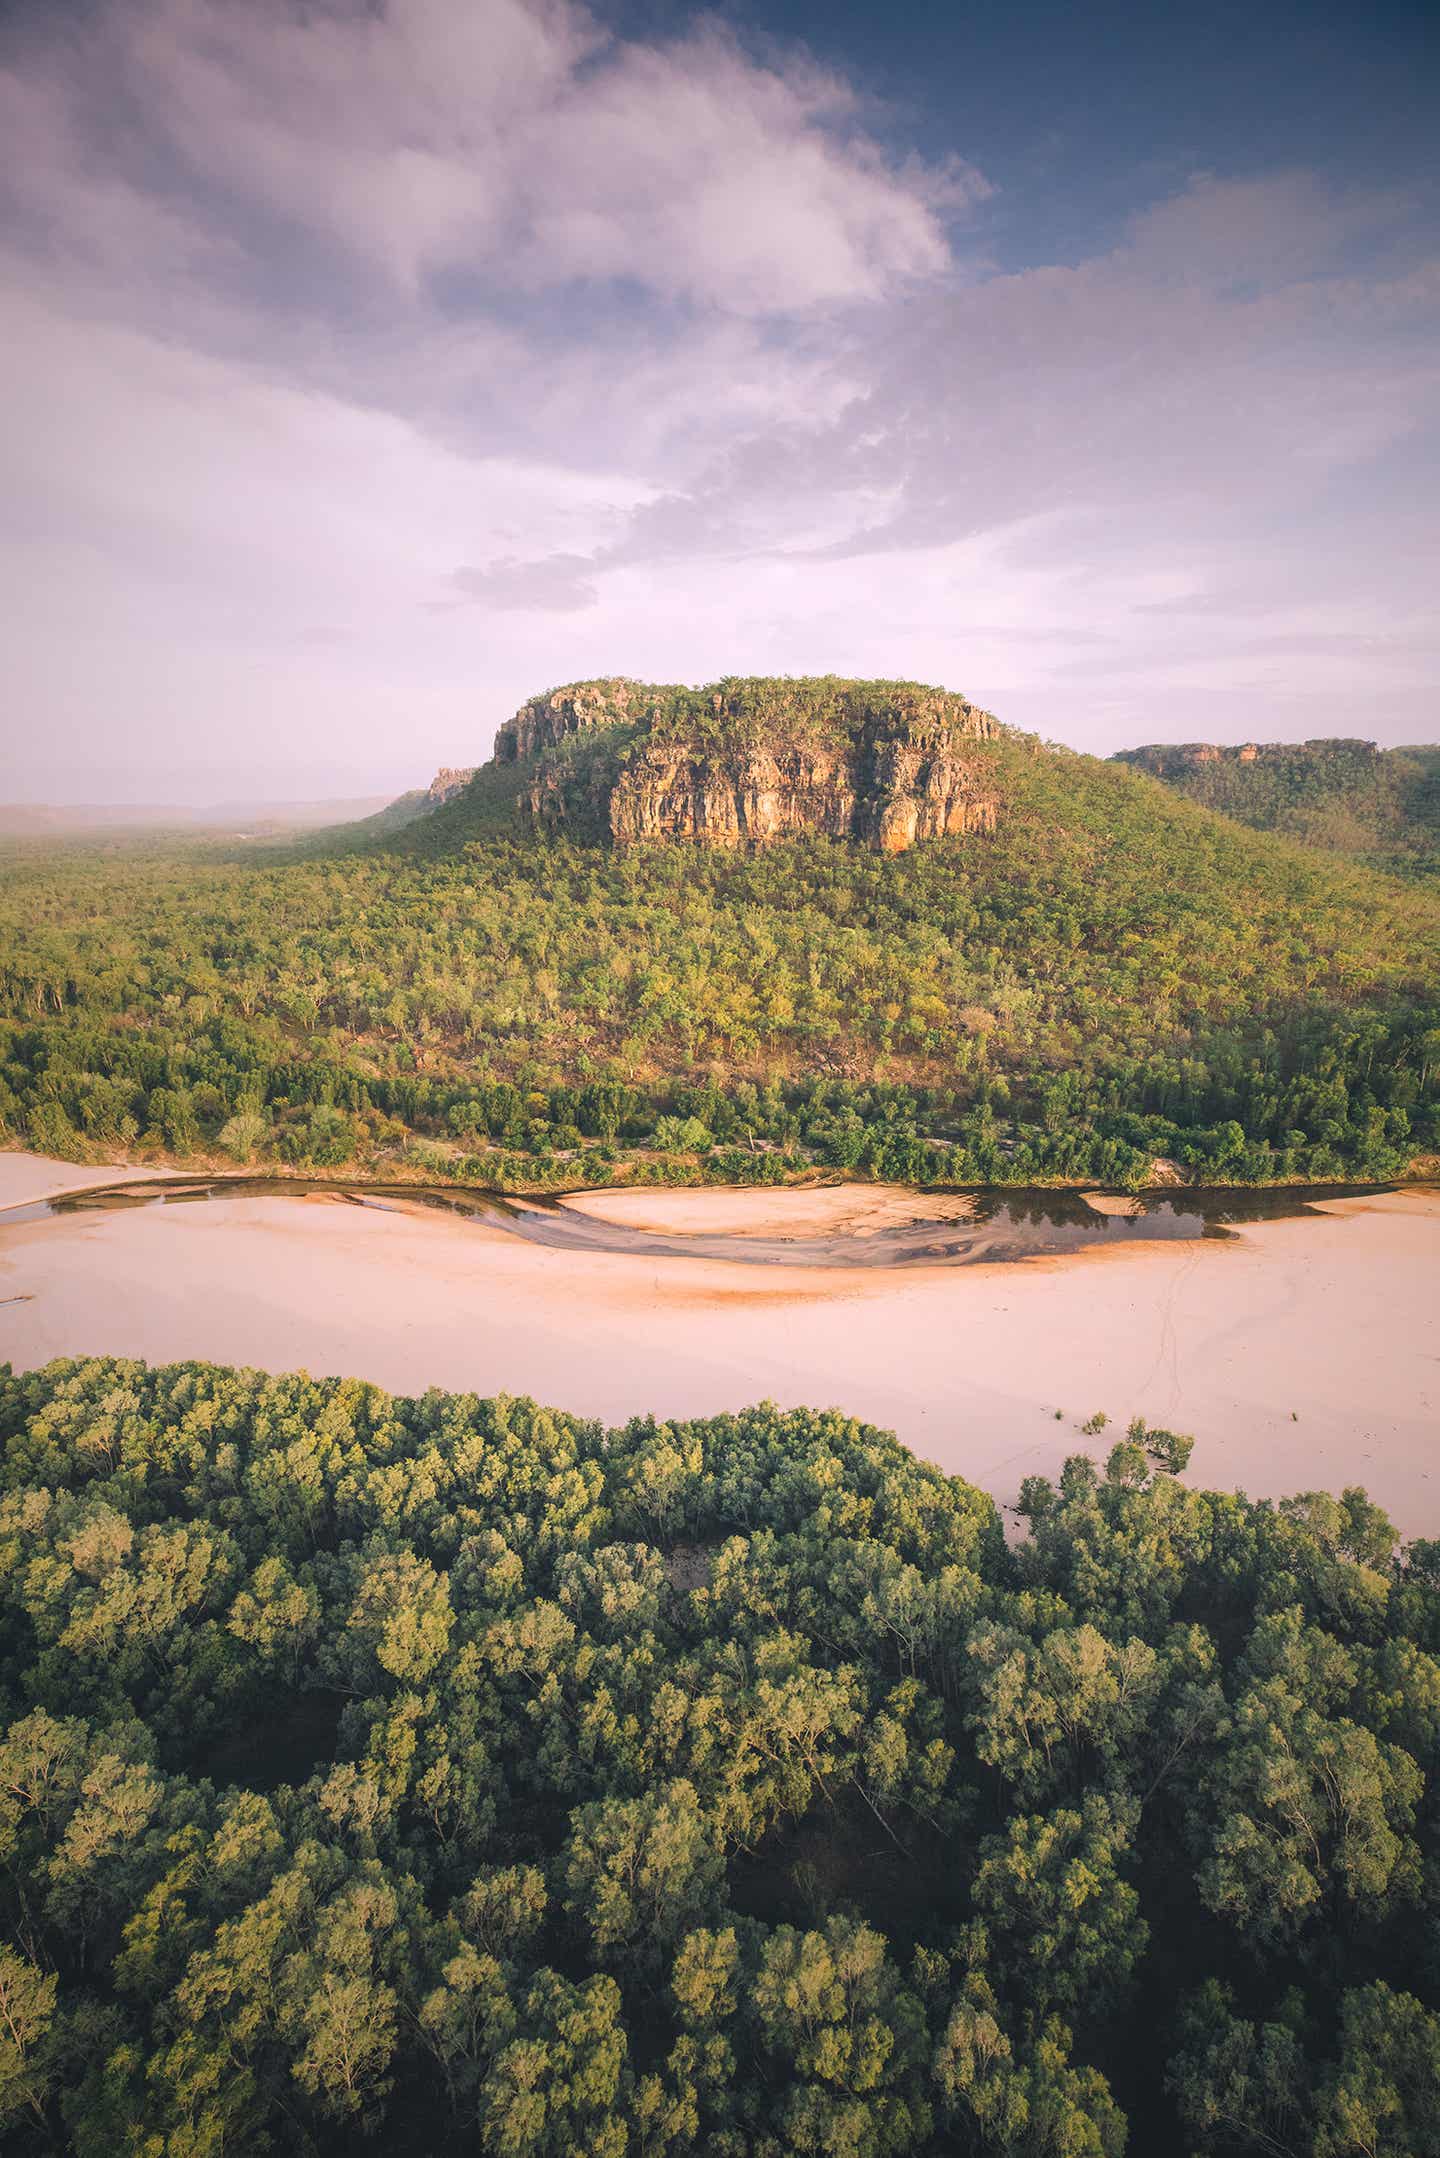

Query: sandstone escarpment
[494,676,1003,852]
[493,679,666,764]
[606,741,998,850]
[424,766,477,806]
[1116,738,1380,780]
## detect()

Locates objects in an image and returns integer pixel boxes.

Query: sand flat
[0,1153,170,1209]
[0,1162,1436,1532]
[560,1183,978,1238]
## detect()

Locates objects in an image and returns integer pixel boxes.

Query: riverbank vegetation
[1,730,1437,1190]
[0,1357,1436,2153]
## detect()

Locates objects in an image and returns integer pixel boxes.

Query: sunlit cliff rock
[490,676,1002,851]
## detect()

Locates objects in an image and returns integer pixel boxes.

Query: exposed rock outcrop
[1116,738,1380,780]
[424,766,478,806]
[605,742,998,850]
[493,680,660,764]
[492,677,1002,852]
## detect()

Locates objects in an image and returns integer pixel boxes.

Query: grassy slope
[0,724,1435,1186]
[1113,740,1440,879]
[380,735,1437,1082]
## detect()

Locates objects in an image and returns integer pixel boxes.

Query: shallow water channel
[1,1173,1395,1269]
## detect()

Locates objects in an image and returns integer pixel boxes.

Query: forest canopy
[1112,739,1440,883]
[2,711,1437,1191]
[0,1357,1436,2154]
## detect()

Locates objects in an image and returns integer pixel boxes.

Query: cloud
[726,175,1440,566]
[562,173,1439,745]
[1119,170,1418,289]
[2,0,969,314]
[449,554,599,612]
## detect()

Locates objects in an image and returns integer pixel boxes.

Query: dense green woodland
[1,730,1436,1190]
[1113,741,1440,883]
[0,1358,1437,2153]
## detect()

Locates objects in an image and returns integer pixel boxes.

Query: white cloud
[544,174,1439,749]
[0,289,647,594]
[4,0,966,314]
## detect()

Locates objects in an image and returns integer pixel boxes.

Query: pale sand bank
[0,1159,1436,1532]
[562,1183,979,1238]
[0,1153,170,1209]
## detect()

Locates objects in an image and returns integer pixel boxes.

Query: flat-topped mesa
[1117,738,1381,780]
[490,676,1004,851]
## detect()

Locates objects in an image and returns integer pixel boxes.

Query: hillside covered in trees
[1,679,1438,1191]
[0,1356,1437,2154]
[1112,739,1440,882]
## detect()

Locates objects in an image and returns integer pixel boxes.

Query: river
[2,1153,1436,1532]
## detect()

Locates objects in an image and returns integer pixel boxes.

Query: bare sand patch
[0,1169,1435,1534]
[560,1182,978,1239]
[0,1151,170,1210]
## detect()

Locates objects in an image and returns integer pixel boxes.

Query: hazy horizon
[4,704,1440,816]
[2,0,1437,803]
[0,788,397,818]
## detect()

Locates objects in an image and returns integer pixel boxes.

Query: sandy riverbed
[1,1154,1436,1531]
[0,1154,173,1208]
[562,1184,981,1238]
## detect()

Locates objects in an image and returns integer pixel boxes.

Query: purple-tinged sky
[2,0,1436,801]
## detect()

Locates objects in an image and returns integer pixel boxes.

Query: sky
[1,0,1437,801]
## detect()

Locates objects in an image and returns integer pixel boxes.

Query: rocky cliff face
[605,741,998,851]
[424,766,478,806]
[493,677,1002,852]
[493,681,660,765]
